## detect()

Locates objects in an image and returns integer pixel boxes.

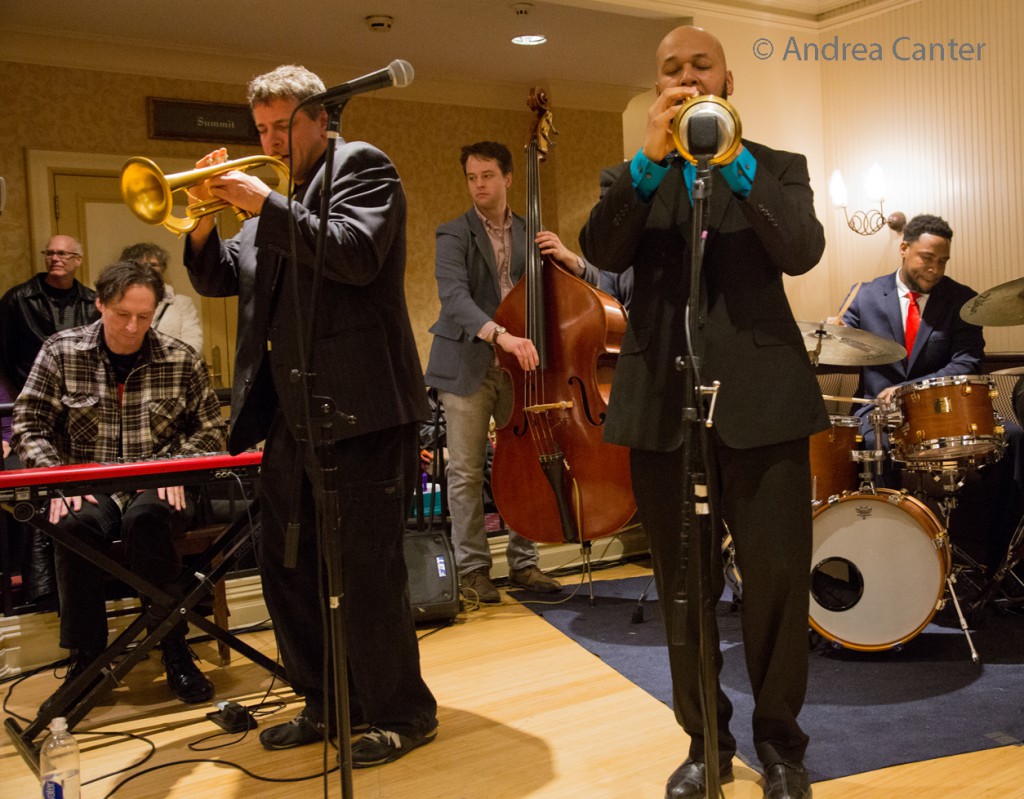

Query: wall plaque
[148,97,259,145]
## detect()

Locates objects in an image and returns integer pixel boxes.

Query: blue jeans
[438,367,538,576]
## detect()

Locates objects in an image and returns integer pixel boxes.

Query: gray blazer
[425,208,602,396]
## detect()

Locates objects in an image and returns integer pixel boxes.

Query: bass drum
[809,489,949,651]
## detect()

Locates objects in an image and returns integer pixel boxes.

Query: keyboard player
[11,260,226,704]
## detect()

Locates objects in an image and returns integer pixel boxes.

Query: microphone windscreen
[389,59,415,88]
[688,114,719,157]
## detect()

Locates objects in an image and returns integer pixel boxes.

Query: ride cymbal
[960,277,1024,327]
[798,320,907,366]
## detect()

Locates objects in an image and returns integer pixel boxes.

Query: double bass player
[425,140,598,604]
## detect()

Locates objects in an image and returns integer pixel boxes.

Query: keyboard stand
[2,497,287,775]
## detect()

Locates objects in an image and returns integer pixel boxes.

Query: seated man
[841,213,1023,568]
[12,260,227,704]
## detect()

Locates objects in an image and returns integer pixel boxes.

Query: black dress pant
[52,490,194,653]
[630,434,812,767]
[258,416,437,738]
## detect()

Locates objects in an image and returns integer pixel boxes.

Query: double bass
[490,89,635,545]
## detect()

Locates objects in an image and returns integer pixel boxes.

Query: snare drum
[809,489,949,651]
[809,416,862,503]
[890,375,1004,464]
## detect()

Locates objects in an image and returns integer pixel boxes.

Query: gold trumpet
[669,95,742,166]
[120,155,290,236]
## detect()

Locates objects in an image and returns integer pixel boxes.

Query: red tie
[905,291,921,358]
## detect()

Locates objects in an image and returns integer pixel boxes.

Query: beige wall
[819,0,1023,353]
[0,61,623,369]
[621,2,1023,353]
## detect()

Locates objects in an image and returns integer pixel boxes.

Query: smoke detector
[365,15,394,32]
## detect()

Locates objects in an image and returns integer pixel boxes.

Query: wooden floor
[2,562,1021,798]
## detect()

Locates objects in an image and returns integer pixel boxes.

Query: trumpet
[669,94,742,166]
[120,155,290,236]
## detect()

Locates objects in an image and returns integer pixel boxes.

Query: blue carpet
[516,576,1024,781]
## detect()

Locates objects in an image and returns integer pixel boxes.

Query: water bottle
[40,716,80,799]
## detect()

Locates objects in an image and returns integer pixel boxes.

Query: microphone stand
[286,100,357,798]
[671,152,722,799]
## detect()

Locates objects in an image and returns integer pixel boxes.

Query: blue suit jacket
[842,271,984,402]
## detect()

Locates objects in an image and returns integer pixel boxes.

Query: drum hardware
[966,514,1024,619]
[799,320,907,367]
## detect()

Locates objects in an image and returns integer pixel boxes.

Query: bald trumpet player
[183,64,437,767]
[581,24,826,799]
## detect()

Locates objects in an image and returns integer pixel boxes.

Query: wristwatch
[490,325,507,344]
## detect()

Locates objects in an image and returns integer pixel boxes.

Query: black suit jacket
[580,141,829,451]
[185,139,428,453]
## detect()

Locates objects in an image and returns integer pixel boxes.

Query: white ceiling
[1,0,894,111]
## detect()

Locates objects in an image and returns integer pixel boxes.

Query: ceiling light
[511,3,546,46]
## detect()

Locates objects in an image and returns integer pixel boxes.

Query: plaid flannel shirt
[12,320,227,507]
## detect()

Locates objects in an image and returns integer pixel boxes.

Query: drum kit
[799,278,1024,663]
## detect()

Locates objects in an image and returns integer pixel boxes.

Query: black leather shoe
[665,757,734,799]
[161,638,214,705]
[764,761,812,799]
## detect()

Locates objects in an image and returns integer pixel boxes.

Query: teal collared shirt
[630,147,757,203]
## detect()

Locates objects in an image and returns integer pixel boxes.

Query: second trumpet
[120,155,290,236]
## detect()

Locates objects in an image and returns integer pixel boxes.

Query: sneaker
[162,638,215,705]
[259,706,369,750]
[508,565,562,593]
[460,569,501,604]
[350,725,438,768]
[260,706,328,750]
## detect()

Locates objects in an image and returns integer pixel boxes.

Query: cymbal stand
[905,461,980,663]
[968,511,1024,617]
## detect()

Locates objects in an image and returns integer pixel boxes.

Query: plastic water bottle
[40,716,80,799]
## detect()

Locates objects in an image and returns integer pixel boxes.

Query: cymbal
[797,320,907,366]
[960,277,1024,326]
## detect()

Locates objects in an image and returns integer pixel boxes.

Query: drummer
[840,213,1023,567]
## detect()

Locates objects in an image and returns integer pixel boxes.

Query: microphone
[308,59,414,107]
[670,95,742,166]
[687,114,719,159]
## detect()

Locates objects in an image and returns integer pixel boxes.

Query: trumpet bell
[121,156,175,227]
[670,95,742,166]
[120,154,290,236]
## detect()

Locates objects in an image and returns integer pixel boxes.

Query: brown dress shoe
[460,569,500,603]
[508,565,562,593]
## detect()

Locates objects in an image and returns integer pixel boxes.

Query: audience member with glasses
[1,235,99,391]
[0,234,99,610]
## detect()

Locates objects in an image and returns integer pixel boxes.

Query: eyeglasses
[41,250,82,260]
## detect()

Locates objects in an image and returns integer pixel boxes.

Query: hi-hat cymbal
[797,320,907,366]
[960,277,1024,326]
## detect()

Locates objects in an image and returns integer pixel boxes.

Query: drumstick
[822,393,875,405]
[834,281,862,322]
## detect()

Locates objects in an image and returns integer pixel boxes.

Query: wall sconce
[829,164,906,235]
